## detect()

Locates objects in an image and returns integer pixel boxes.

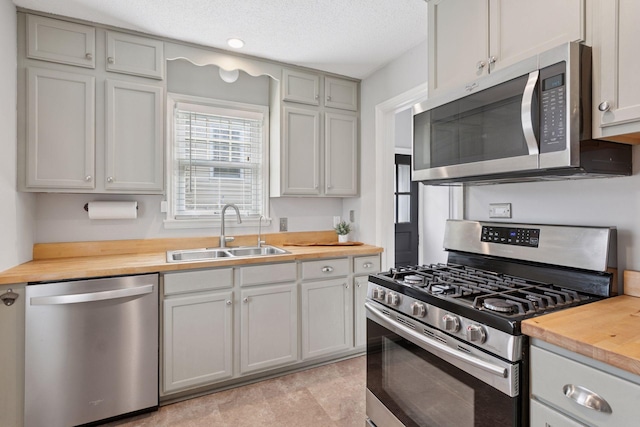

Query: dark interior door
[395,154,419,267]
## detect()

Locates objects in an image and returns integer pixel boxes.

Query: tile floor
[103,356,366,427]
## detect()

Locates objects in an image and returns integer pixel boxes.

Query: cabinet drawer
[530,398,584,427]
[163,268,233,295]
[27,15,95,68]
[301,258,349,280]
[106,31,164,79]
[531,345,640,426]
[353,255,380,275]
[239,262,297,287]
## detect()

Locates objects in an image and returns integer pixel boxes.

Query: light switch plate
[279,217,288,232]
[489,203,512,218]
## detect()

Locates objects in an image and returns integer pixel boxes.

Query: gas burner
[483,298,518,313]
[403,275,425,285]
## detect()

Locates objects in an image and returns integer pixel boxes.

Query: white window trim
[164,92,270,229]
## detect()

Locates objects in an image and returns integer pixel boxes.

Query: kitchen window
[166,94,269,227]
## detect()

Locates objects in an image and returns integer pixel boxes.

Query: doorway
[394,154,419,266]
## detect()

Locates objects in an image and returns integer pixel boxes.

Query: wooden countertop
[522,295,640,376]
[0,231,383,286]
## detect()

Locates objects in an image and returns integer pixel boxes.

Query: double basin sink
[167,245,289,263]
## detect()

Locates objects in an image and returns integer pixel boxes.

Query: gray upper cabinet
[26,67,95,189]
[325,111,358,196]
[26,15,96,69]
[428,0,584,95]
[106,31,165,80]
[105,80,164,191]
[282,69,320,105]
[324,76,357,111]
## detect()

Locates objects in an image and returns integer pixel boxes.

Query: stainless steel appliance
[412,42,631,185]
[365,220,616,427]
[25,274,159,427]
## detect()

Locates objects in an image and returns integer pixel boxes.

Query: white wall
[0,1,34,271]
[466,145,640,273]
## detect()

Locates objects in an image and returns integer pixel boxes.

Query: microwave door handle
[521,70,540,156]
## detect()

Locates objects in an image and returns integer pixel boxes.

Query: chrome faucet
[257,215,265,248]
[220,204,242,248]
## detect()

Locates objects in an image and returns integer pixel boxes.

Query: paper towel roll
[87,201,138,220]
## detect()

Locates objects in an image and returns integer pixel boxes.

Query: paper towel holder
[84,202,139,212]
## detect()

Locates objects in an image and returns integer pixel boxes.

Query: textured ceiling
[13,0,428,79]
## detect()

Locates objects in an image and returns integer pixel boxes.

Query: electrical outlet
[349,210,355,222]
[333,216,341,227]
[489,203,512,218]
[279,217,288,232]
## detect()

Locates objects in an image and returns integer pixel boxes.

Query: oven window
[367,319,520,427]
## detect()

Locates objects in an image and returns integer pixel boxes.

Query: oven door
[365,301,524,427]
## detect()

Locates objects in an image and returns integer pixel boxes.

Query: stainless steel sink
[166,245,289,263]
[226,246,288,257]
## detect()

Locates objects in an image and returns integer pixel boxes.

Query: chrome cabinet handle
[315,94,319,100]
[85,53,93,60]
[107,176,114,183]
[356,283,361,288]
[476,60,486,70]
[84,175,92,182]
[598,101,611,112]
[226,300,232,305]
[243,297,249,303]
[363,262,374,269]
[563,384,613,414]
[322,266,334,273]
[327,95,332,101]
[344,283,349,289]
[521,70,540,156]
[107,56,115,64]
[488,55,497,64]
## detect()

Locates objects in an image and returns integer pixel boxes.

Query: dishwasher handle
[30,284,154,305]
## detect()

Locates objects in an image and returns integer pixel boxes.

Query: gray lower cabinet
[240,282,298,374]
[353,276,368,348]
[301,277,353,360]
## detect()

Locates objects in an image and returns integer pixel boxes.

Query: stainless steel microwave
[412,42,631,185]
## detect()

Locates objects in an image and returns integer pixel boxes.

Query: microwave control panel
[540,62,567,153]
[481,226,540,248]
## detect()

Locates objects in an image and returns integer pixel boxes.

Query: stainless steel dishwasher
[25,274,158,427]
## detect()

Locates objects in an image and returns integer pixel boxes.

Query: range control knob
[411,302,427,318]
[466,324,487,343]
[442,314,460,332]
[372,287,386,300]
[385,292,400,306]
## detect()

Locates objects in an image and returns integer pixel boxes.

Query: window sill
[163,217,271,230]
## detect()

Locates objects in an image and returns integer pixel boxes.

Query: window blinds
[173,105,264,218]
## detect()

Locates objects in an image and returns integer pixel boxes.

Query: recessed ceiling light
[227,38,244,49]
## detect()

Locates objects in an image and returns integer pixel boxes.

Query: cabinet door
[428,0,489,94]
[105,79,164,192]
[282,69,320,105]
[26,67,95,189]
[354,276,368,348]
[26,15,95,68]
[281,105,321,195]
[106,31,164,79]
[324,77,358,111]
[163,291,233,393]
[325,111,358,196]
[301,278,353,360]
[240,283,298,374]
[594,0,640,141]
[488,0,584,73]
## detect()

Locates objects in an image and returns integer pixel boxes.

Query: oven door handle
[365,302,508,378]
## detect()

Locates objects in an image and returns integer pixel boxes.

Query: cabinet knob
[226,300,232,305]
[327,95,332,101]
[344,283,349,289]
[85,53,93,60]
[84,175,92,182]
[598,101,611,112]
[321,266,334,273]
[243,297,249,303]
[357,283,361,288]
[488,56,497,64]
[107,176,114,183]
[107,57,115,64]
[315,94,319,100]
[363,262,373,269]
[476,60,486,70]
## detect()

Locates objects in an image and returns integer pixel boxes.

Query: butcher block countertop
[522,270,640,376]
[0,230,383,286]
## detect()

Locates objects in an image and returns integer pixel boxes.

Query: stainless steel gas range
[365,220,617,427]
